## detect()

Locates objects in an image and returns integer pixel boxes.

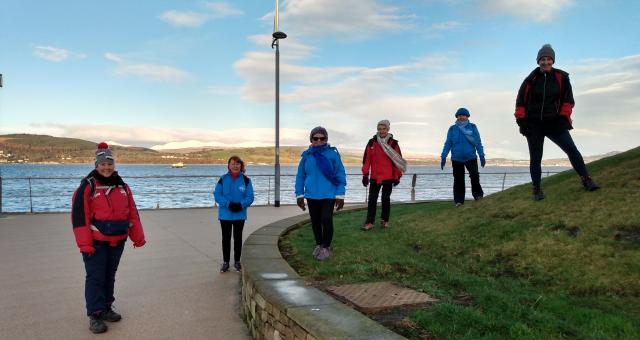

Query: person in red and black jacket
[515,44,599,201]
[361,120,407,230]
[71,142,146,334]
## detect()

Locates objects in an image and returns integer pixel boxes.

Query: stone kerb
[241,210,405,340]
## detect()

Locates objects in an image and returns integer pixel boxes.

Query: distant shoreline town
[0,133,615,167]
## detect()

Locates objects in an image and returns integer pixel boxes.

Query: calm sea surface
[0,164,568,213]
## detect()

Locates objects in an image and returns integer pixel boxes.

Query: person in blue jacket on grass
[295,126,347,261]
[214,155,254,273]
[440,108,486,206]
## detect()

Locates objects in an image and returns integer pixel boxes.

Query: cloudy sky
[1,0,638,159]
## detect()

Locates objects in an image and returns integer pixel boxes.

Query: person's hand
[480,157,486,168]
[133,240,146,248]
[335,198,344,211]
[80,245,95,256]
[296,197,306,211]
[440,158,446,170]
[362,175,369,187]
[393,180,400,187]
[228,202,242,212]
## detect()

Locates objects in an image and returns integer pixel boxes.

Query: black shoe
[234,262,242,272]
[474,195,483,201]
[101,306,122,322]
[533,187,545,201]
[220,262,230,273]
[89,315,108,334]
[581,176,600,192]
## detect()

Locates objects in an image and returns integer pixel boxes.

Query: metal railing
[0,171,560,213]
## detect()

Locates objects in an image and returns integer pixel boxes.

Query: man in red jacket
[71,142,146,334]
[361,120,407,230]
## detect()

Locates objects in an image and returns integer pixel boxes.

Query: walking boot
[220,262,230,273]
[581,176,600,192]
[89,314,108,334]
[101,305,122,322]
[533,187,545,201]
[234,262,242,272]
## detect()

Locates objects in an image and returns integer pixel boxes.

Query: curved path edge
[241,207,406,340]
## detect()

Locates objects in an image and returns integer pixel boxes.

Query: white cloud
[33,45,86,62]
[160,10,209,27]
[483,0,574,22]
[265,0,412,38]
[204,2,244,18]
[104,53,191,82]
[3,124,310,150]
[160,2,243,28]
[233,32,640,159]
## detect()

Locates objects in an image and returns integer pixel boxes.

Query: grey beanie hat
[377,119,390,130]
[309,126,328,142]
[537,44,555,62]
[95,142,114,167]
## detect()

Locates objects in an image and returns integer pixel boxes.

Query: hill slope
[284,146,640,339]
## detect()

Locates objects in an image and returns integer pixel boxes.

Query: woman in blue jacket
[440,108,486,206]
[295,126,346,261]
[214,156,254,273]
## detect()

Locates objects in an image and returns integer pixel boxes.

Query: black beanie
[537,44,555,62]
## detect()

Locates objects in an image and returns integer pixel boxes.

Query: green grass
[281,146,640,339]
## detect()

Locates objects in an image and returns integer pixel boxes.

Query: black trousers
[366,179,393,223]
[307,198,335,248]
[83,240,125,316]
[526,129,588,188]
[220,220,245,263]
[452,159,484,204]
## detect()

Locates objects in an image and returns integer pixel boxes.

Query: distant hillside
[0,134,621,166]
[0,134,362,164]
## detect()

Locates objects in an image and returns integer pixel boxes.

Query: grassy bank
[281,146,640,339]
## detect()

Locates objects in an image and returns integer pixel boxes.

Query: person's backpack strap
[243,174,250,186]
[85,177,96,197]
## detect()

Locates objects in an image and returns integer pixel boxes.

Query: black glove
[296,197,306,211]
[335,198,344,211]
[362,175,369,187]
[393,180,400,187]
[228,202,242,212]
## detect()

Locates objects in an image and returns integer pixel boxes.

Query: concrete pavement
[0,206,303,339]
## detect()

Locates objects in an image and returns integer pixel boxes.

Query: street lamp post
[272,1,286,207]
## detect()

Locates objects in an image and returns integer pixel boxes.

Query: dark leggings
[366,180,393,223]
[220,220,245,263]
[452,159,484,204]
[526,129,588,187]
[307,198,335,248]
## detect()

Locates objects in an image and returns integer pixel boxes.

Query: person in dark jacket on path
[71,142,146,334]
[361,119,407,230]
[441,108,486,206]
[515,44,599,200]
[214,156,254,273]
[295,127,347,261]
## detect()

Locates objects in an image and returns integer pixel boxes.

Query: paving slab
[252,279,336,310]
[241,257,300,282]
[287,302,405,340]
[0,206,303,340]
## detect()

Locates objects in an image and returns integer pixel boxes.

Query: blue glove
[440,158,446,170]
[480,157,486,167]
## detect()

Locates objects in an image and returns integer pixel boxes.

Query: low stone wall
[241,213,405,340]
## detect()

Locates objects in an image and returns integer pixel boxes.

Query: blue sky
[1,0,639,159]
